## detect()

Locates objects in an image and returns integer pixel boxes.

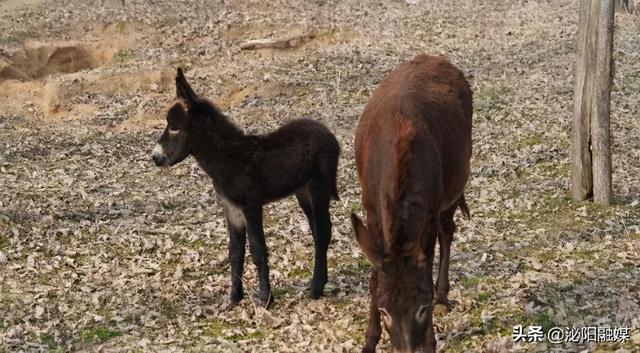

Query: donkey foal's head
[152,68,198,167]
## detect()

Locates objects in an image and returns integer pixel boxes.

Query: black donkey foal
[152,68,340,308]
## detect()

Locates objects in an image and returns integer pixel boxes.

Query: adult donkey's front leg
[243,206,273,308]
[362,270,381,353]
[222,199,246,307]
[434,204,457,315]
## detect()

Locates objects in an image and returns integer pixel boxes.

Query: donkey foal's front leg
[224,201,247,307]
[228,229,246,305]
[243,207,273,308]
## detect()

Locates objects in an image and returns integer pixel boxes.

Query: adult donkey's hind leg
[222,199,247,307]
[308,183,332,299]
[434,202,458,315]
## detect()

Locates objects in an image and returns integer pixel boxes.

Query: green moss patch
[80,325,121,344]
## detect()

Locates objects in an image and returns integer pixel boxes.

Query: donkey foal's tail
[324,135,340,202]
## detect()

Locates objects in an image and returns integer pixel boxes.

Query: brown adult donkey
[351,55,472,353]
[152,68,340,308]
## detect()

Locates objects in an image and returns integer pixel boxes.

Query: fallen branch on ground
[239,32,316,50]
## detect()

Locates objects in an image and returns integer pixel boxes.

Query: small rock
[531,259,543,270]
[138,338,150,349]
[577,206,588,217]
[256,307,284,328]
[173,265,183,280]
[91,292,102,307]
[299,219,310,233]
[558,280,573,291]
[143,238,155,251]
[34,306,44,319]
[0,250,6,264]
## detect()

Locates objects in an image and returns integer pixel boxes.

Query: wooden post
[572,0,615,204]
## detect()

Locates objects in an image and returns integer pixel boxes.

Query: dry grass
[0,1,639,352]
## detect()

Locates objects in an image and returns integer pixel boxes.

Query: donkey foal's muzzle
[151,144,168,166]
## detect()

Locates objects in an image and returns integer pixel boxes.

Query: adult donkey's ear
[351,213,383,269]
[176,67,198,108]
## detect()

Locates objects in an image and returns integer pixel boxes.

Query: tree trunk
[572,0,596,201]
[592,0,615,204]
[572,0,615,204]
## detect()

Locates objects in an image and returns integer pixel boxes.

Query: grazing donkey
[152,68,340,308]
[351,55,472,353]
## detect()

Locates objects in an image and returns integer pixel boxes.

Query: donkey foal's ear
[175,67,198,107]
[351,213,383,268]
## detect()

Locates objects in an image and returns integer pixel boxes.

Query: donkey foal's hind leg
[295,189,315,235]
[308,186,332,299]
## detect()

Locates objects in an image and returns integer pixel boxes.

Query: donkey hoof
[309,276,328,299]
[309,286,324,299]
[433,303,449,316]
[220,300,238,312]
[230,290,243,305]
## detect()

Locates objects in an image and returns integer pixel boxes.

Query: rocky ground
[1,0,639,352]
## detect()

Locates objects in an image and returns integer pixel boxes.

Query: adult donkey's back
[152,68,340,308]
